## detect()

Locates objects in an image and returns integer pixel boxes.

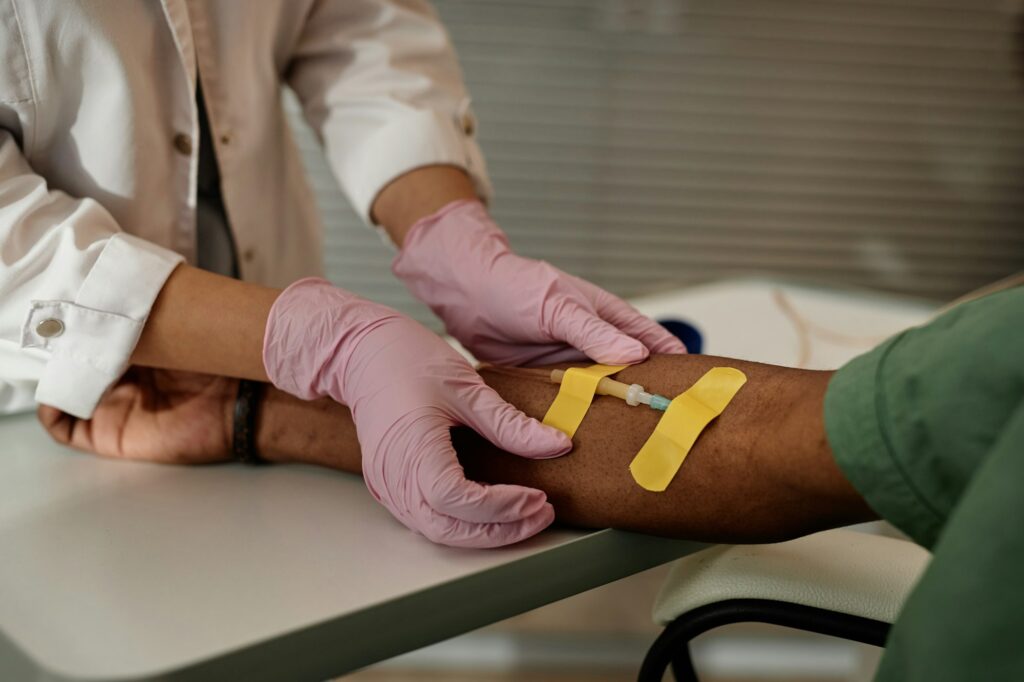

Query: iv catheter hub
[549,369,671,412]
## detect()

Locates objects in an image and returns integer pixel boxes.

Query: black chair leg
[637,599,891,682]
[670,643,698,682]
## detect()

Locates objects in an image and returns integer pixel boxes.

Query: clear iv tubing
[548,369,672,411]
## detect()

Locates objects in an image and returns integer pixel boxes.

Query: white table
[0,279,934,682]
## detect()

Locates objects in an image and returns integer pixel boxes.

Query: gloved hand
[392,199,687,366]
[262,278,572,548]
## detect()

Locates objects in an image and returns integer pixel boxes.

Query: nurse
[0,2,685,547]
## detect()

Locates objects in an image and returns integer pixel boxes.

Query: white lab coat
[0,0,491,418]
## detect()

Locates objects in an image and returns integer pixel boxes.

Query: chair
[637,528,930,681]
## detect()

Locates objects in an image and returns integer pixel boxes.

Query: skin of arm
[257,354,876,543]
[371,165,478,246]
[40,354,873,543]
[129,165,476,376]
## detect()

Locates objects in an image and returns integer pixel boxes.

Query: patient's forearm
[465,355,875,542]
[256,354,875,542]
[255,388,360,470]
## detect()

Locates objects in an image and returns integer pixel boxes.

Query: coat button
[243,248,255,262]
[461,112,476,136]
[173,133,193,156]
[36,318,64,338]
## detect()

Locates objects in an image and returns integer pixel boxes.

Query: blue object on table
[657,319,702,354]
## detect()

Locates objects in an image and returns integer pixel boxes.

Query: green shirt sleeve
[824,285,1024,549]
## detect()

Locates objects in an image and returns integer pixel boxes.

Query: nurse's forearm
[132,264,279,381]
[371,165,478,246]
[254,355,876,543]
[133,165,477,375]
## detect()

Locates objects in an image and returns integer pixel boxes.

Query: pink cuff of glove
[393,198,507,272]
[262,277,355,401]
[405,198,490,240]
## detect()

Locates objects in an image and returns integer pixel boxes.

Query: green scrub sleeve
[824,285,1024,550]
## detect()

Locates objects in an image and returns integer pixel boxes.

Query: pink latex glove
[392,199,687,366]
[262,278,572,548]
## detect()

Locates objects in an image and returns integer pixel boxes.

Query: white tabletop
[0,279,934,682]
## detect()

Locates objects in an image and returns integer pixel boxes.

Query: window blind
[287,0,1024,330]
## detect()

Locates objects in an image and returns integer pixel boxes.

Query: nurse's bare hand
[37,368,235,465]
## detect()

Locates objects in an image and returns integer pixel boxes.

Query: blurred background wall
[290,0,1024,333]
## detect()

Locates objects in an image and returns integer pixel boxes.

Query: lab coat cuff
[25,234,184,419]
[339,106,493,229]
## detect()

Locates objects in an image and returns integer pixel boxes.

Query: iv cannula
[548,369,672,411]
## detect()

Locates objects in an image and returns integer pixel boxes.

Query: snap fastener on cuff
[36,318,65,338]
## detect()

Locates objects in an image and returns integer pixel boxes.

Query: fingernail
[604,340,649,364]
[517,489,550,516]
[556,435,573,454]
[539,429,573,458]
[659,338,688,354]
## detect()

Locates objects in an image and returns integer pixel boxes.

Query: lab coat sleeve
[0,129,184,418]
[285,0,492,226]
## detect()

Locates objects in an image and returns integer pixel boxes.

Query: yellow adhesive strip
[629,367,747,492]
[542,364,628,438]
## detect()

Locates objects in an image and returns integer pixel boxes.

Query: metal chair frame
[637,598,890,682]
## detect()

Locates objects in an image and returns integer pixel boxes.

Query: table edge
[2,529,704,682]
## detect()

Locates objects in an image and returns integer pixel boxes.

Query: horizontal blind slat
[292,0,1024,327]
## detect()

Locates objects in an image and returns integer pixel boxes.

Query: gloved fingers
[549,299,650,365]
[595,293,687,355]
[472,339,588,368]
[453,382,572,459]
[418,499,556,548]
[418,449,554,523]
[522,344,590,367]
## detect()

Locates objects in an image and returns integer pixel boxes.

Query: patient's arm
[259,354,875,543]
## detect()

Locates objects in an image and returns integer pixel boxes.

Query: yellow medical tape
[542,364,628,438]
[629,367,747,492]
